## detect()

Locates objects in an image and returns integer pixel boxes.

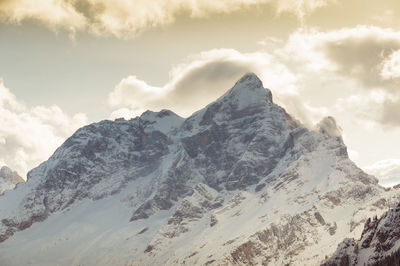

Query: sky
[0,0,399,177]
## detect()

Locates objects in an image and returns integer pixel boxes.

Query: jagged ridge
[0,73,399,266]
[323,201,400,266]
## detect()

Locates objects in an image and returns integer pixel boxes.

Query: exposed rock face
[0,166,24,195]
[130,73,297,223]
[323,202,400,266]
[0,109,182,242]
[0,73,399,266]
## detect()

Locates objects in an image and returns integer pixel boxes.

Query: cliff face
[324,201,400,266]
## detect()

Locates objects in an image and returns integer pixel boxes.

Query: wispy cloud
[282,26,400,90]
[334,91,400,128]
[279,26,400,127]
[0,78,87,177]
[0,0,86,32]
[364,158,400,187]
[0,0,334,38]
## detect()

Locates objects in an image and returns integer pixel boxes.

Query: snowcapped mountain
[364,159,400,188]
[0,73,399,265]
[324,202,400,266]
[0,166,24,195]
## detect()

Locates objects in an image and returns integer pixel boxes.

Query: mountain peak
[316,116,342,138]
[0,166,23,183]
[236,72,263,88]
[140,109,184,134]
[0,166,24,194]
[230,73,268,96]
[217,73,273,110]
[0,166,12,176]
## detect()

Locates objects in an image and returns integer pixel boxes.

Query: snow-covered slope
[0,73,399,265]
[323,200,400,266]
[0,166,24,195]
[364,159,400,188]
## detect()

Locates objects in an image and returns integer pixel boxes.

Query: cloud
[335,90,400,128]
[108,48,324,128]
[381,50,400,80]
[109,49,280,117]
[279,26,400,129]
[275,0,333,22]
[0,78,88,177]
[109,76,166,114]
[108,26,400,131]
[279,94,329,127]
[381,96,400,127]
[0,0,334,38]
[0,0,86,33]
[282,26,400,91]
[315,116,342,137]
[363,158,400,187]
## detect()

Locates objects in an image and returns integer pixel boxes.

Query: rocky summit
[324,201,400,266]
[0,166,24,195]
[0,73,399,265]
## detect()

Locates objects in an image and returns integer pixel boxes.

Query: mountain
[0,166,24,195]
[323,202,400,266]
[0,73,399,265]
[364,159,400,188]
